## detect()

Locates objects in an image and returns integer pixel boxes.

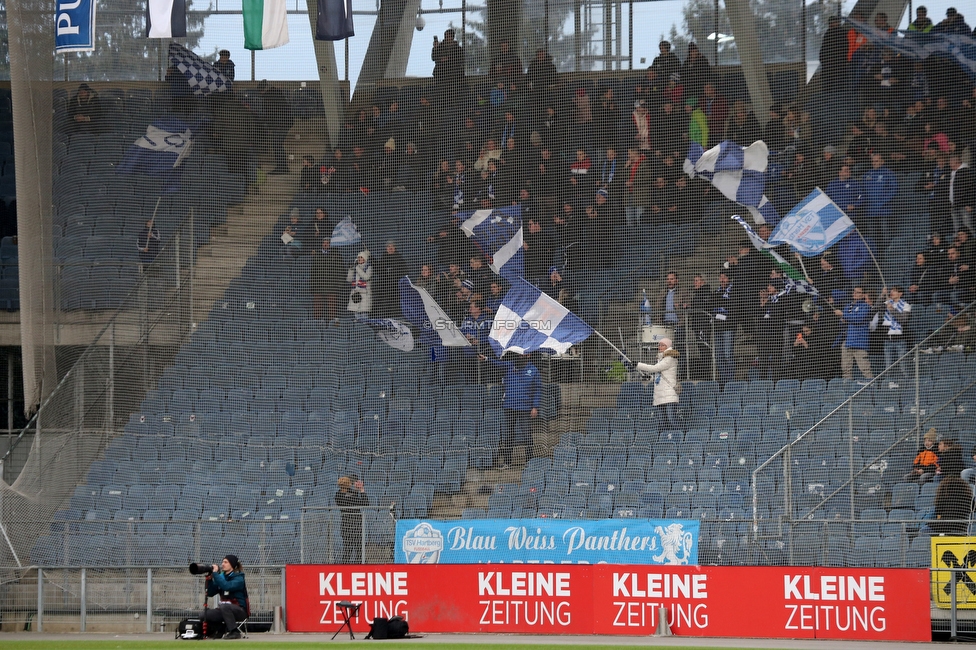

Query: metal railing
[753,299,976,550]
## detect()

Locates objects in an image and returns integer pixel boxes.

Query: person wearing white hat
[635,338,681,428]
[347,250,373,312]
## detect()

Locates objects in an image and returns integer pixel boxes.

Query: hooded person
[635,338,681,428]
[347,250,373,312]
[203,554,249,639]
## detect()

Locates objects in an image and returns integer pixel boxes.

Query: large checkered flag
[489,278,593,356]
[168,43,233,96]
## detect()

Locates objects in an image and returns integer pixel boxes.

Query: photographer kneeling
[203,554,249,639]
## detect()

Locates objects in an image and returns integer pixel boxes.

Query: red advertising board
[285,564,931,641]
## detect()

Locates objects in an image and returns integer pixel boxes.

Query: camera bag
[176,618,204,640]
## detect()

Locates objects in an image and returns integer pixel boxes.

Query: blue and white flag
[316,0,355,40]
[846,19,976,81]
[399,277,470,348]
[168,43,233,97]
[56,0,96,53]
[490,278,593,356]
[117,119,194,174]
[357,316,415,352]
[459,205,523,281]
[731,215,819,296]
[330,216,361,246]
[769,188,855,257]
[684,140,779,225]
[146,0,187,38]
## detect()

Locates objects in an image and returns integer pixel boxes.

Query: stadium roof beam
[485,0,524,66]
[304,0,348,149]
[351,0,422,106]
[724,0,773,125]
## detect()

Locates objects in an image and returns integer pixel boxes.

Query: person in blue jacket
[833,285,875,381]
[483,352,542,469]
[861,153,898,244]
[825,164,863,220]
[203,554,249,639]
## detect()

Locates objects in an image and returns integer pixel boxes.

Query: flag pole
[854,227,887,292]
[592,328,635,365]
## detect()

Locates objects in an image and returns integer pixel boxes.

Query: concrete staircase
[190,117,331,324]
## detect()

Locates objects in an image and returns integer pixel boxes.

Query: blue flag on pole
[768,188,855,256]
[317,0,355,40]
[399,277,470,348]
[356,316,415,351]
[330,216,362,246]
[846,19,976,81]
[459,205,523,281]
[117,118,194,192]
[168,43,232,96]
[684,140,779,225]
[489,278,593,356]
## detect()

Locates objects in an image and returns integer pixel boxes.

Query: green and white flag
[731,215,819,295]
[243,0,289,50]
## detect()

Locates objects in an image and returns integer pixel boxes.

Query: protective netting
[0,0,975,579]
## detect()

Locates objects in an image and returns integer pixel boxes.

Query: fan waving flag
[317,0,355,40]
[731,215,819,295]
[356,316,415,352]
[146,0,187,38]
[168,44,232,96]
[684,140,779,225]
[117,119,193,173]
[330,216,361,246]
[769,188,855,256]
[117,119,194,192]
[459,205,523,280]
[490,278,594,356]
[399,277,470,348]
[243,0,290,50]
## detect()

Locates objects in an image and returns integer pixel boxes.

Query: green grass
[2,636,768,650]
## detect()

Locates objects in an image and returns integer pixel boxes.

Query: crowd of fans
[277,19,975,387]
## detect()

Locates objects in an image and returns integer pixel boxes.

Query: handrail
[752,298,976,534]
[0,209,196,470]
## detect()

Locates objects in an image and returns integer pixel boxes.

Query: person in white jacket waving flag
[635,338,681,429]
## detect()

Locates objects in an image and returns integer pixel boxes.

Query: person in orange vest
[906,428,940,484]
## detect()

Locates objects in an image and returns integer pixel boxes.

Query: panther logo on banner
[401,522,444,564]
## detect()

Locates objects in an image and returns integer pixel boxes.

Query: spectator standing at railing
[347,251,373,313]
[833,285,874,381]
[480,353,542,470]
[651,41,682,83]
[335,475,368,563]
[861,153,898,245]
[431,29,465,107]
[908,6,934,32]
[710,271,737,385]
[372,241,408,317]
[878,286,912,388]
[214,49,236,81]
[310,238,347,321]
[256,80,292,175]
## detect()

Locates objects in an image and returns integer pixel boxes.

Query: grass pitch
[2,637,764,650]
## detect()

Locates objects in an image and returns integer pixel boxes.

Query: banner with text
[394,518,698,565]
[55,0,96,53]
[285,564,930,641]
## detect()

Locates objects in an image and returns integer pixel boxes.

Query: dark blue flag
[317,0,355,40]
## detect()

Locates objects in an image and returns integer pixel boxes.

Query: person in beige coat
[635,337,681,428]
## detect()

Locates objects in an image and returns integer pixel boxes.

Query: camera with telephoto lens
[188,562,214,575]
